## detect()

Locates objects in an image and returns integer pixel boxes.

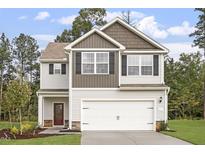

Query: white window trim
[81,52,95,74]
[127,55,153,76]
[54,63,61,75]
[141,55,153,76]
[127,55,140,76]
[81,52,109,75]
[50,63,66,75]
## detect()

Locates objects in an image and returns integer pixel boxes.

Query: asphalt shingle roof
[40,42,69,60]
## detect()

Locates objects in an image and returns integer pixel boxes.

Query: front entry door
[54,103,64,125]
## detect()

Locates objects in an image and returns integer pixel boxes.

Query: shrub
[10,126,19,135]
[156,121,168,132]
[21,123,35,133]
[160,121,168,131]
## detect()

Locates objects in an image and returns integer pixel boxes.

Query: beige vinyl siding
[120,54,164,84]
[72,51,119,88]
[72,89,166,122]
[103,21,161,50]
[43,97,69,121]
[41,62,69,89]
[73,33,118,48]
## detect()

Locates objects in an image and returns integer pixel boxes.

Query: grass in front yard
[162,120,205,145]
[0,134,81,145]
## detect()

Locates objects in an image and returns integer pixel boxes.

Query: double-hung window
[54,64,61,74]
[82,52,109,74]
[127,55,139,76]
[127,55,153,76]
[82,52,95,74]
[96,52,109,74]
[141,55,153,75]
[49,63,66,75]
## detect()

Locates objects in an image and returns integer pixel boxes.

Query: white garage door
[81,100,155,131]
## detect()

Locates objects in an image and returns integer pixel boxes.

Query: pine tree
[190,8,205,119]
[0,33,12,120]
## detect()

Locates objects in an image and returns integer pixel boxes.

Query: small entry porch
[37,89,70,128]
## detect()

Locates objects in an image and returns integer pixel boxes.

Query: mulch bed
[0,128,60,140]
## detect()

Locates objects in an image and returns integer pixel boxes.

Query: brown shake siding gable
[73,33,118,48]
[72,51,119,88]
[103,21,161,50]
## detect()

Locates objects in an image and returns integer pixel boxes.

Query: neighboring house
[37,17,169,131]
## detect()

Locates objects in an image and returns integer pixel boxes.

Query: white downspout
[68,51,72,129]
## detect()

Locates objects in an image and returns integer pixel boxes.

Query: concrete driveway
[81,131,192,145]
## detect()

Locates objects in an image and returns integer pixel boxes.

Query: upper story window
[82,52,109,74]
[127,55,153,76]
[54,64,61,74]
[141,55,153,75]
[127,55,139,75]
[49,63,66,75]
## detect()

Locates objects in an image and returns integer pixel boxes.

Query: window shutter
[49,64,54,74]
[153,55,159,76]
[61,64,66,74]
[109,52,115,74]
[76,52,81,74]
[122,55,127,76]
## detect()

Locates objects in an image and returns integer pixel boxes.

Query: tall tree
[55,29,73,43]
[0,33,12,120]
[55,9,107,42]
[12,34,39,120]
[189,8,205,118]
[12,33,39,83]
[121,10,136,26]
[72,8,107,40]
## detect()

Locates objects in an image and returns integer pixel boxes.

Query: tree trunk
[0,69,3,121]
[9,111,12,128]
[19,108,22,135]
[20,60,24,85]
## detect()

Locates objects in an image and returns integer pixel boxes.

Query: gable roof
[100,17,168,52]
[64,28,125,51]
[40,42,69,61]
[73,32,118,48]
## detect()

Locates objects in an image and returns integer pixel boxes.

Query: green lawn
[0,134,81,145]
[162,120,205,145]
[0,121,81,145]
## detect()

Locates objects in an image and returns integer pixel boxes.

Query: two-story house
[37,17,169,131]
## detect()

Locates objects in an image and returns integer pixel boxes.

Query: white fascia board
[71,48,119,51]
[81,98,156,103]
[72,88,119,91]
[64,28,125,51]
[100,17,169,52]
[123,50,168,54]
[36,91,69,95]
[119,87,169,91]
[39,58,68,62]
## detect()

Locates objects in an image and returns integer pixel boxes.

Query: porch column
[38,95,43,127]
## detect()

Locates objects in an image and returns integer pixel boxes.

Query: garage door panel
[81,100,154,130]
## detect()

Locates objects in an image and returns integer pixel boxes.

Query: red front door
[54,103,64,125]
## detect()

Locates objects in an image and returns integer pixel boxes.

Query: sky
[0,8,201,59]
